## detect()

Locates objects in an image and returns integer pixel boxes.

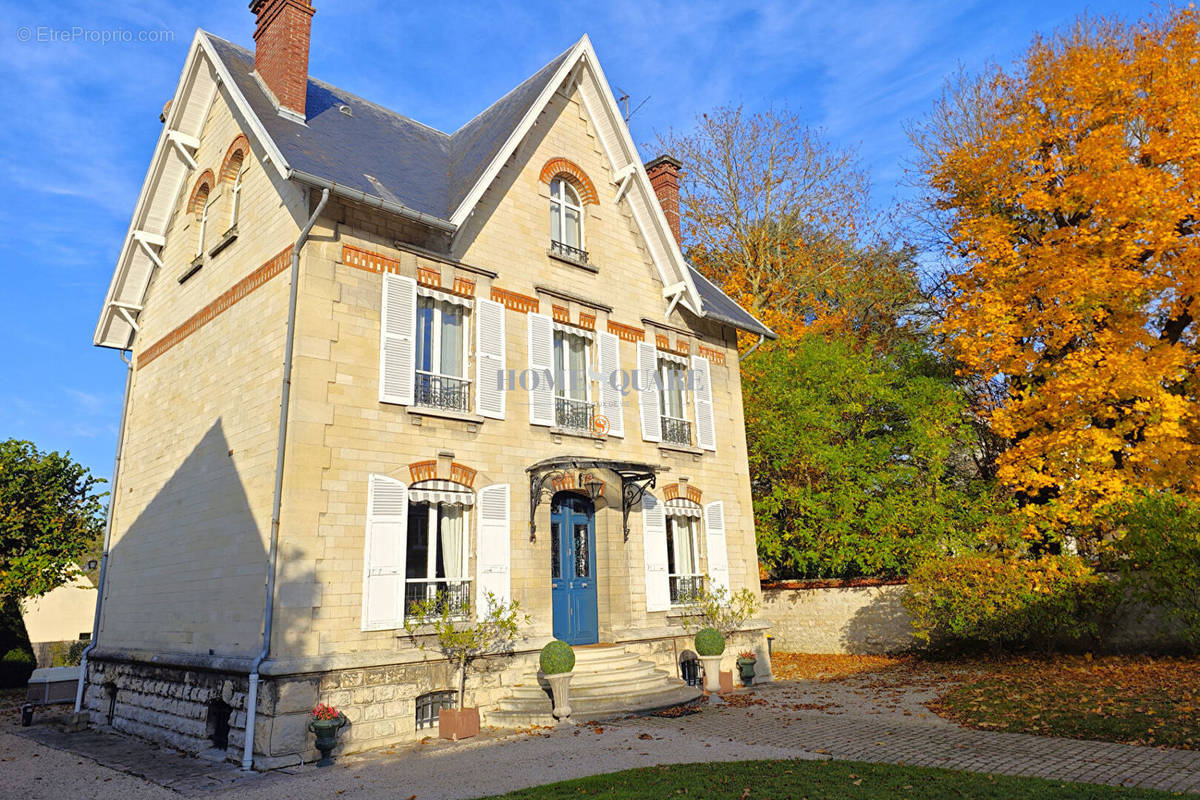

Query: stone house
[85,1,774,768]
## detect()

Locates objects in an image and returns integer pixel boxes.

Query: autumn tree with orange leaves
[660,106,921,343]
[912,9,1200,537]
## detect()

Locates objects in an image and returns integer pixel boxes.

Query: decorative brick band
[578,312,596,331]
[607,320,645,343]
[552,304,570,323]
[220,135,249,182]
[409,460,437,483]
[449,462,477,488]
[417,266,441,288]
[538,157,599,205]
[490,287,539,314]
[655,333,669,350]
[342,244,401,275]
[137,246,293,370]
[663,483,702,503]
[452,276,476,297]
[698,344,726,365]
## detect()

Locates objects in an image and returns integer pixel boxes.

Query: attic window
[338,104,353,117]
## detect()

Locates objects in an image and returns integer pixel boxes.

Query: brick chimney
[250,0,315,119]
[645,155,683,245]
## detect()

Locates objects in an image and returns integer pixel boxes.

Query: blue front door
[551,493,598,645]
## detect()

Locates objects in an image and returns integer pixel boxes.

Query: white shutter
[704,500,730,597]
[691,355,716,451]
[379,274,417,405]
[527,313,555,426]
[642,493,671,612]
[597,331,625,438]
[476,483,511,611]
[361,474,407,631]
[636,341,662,442]
[476,298,506,419]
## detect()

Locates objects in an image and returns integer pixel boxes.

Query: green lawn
[473,759,1176,799]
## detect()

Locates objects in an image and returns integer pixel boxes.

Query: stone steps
[484,645,701,728]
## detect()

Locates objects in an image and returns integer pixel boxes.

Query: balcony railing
[415,372,471,413]
[670,574,707,606]
[405,578,472,618]
[549,239,589,265]
[661,416,692,446]
[555,396,595,432]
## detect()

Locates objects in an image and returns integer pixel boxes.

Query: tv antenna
[615,87,650,123]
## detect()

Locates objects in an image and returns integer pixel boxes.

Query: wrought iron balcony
[669,574,706,605]
[405,579,472,618]
[555,396,595,432]
[549,239,589,265]
[415,372,471,413]
[661,416,692,446]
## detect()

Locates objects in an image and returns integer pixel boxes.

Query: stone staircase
[485,645,701,728]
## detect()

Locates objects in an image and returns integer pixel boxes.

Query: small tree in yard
[404,591,529,708]
[677,585,761,638]
[0,439,105,602]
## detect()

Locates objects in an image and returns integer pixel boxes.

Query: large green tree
[0,439,105,601]
[745,334,1005,579]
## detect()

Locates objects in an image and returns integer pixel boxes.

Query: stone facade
[89,32,771,767]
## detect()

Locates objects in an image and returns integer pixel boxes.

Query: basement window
[415,690,457,730]
[679,651,702,688]
[206,699,232,750]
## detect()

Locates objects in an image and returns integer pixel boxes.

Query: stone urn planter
[736,651,758,686]
[308,704,346,767]
[540,639,576,723]
[694,628,726,694]
[438,706,480,740]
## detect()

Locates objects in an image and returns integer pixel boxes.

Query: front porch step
[484,645,701,728]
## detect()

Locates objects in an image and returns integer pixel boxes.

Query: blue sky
[0,0,1155,482]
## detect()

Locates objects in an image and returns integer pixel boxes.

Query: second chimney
[645,155,683,245]
[250,0,315,119]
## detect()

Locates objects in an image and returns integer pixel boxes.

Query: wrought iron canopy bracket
[526,457,663,543]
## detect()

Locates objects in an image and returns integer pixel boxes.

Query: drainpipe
[739,334,766,362]
[243,187,330,772]
[74,349,134,715]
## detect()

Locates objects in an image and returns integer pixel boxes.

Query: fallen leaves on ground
[770,653,907,682]
[928,654,1200,750]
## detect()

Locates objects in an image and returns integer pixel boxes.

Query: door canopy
[527,457,662,542]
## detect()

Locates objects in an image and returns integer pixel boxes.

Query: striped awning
[409,479,474,506]
[418,285,474,310]
[553,321,594,340]
[665,498,701,518]
[657,350,688,366]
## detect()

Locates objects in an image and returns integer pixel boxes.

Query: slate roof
[205,33,773,339]
[207,34,573,222]
[687,265,776,339]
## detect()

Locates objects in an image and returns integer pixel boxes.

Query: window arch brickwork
[220,135,250,183]
[187,170,215,215]
[539,157,598,205]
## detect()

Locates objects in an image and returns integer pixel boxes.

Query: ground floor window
[415,690,457,730]
[406,501,470,616]
[666,514,704,604]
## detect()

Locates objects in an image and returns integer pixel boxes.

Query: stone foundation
[84,626,772,768]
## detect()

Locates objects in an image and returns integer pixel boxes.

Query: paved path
[3,669,1199,798]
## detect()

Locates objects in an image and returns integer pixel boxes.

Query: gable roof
[96,30,771,349]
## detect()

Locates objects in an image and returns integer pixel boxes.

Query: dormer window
[550,178,585,261]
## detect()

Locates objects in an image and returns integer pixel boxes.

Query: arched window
[186,172,215,259]
[227,151,246,230]
[550,177,583,252]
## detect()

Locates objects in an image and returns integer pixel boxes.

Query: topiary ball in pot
[539,639,576,674]
[694,627,725,656]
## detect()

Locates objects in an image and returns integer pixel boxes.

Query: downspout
[739,334,766,362]
[74,349,133,714]
[243,187,330,771]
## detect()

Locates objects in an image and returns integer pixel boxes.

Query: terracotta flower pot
[438,706,480,740]
[719,670,735,693]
